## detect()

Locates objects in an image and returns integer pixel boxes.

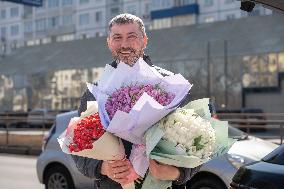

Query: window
[36,19,46,31]
[11,25,19,36]
[110,7,119,17]
[144,3,150,14]
[152,18,171,30]
[172,14,195,26]
[204,0,213,6]
[175,0,192,6]
[62,15,72,26]
[226,14,235,20]
[279,53,284,71]
[57,34,74,42]
[95,11,102,22]
[126,5,136,15]
[48,0,59,8]
[0,10,6,19]
[205,16,214,23]
[79,0,89,4]
[95,32,103,37]
[242,54,278,87]
[263,145,284,165]
[268,53,277,73]
[10,7,19,18]
[24,21,33,33]
[62,0,73,6]
[225,0,234,3]
[27,39,40,46]
[0,27,6,37]
[11,40,18,49]
[42,37,51,44]
[79,13,89,25]
[48,16,59,28]
[79,33,89,39]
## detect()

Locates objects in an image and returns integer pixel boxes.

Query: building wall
[0,0,273,54]
[245,78,284,113]
[0,2,24,53]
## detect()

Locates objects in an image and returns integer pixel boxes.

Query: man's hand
[149,159,180,181]
[101,159,132,185]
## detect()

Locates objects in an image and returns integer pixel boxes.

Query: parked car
[36,111,278,189]
[230,144,284,189]
[36,111,94,189]
[184,126,278,189]
[27,109,69,129]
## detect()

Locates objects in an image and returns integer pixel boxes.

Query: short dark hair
[108,13,146,37]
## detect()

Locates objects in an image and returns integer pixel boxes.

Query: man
[72,13,200,189]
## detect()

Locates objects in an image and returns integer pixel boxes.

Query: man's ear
[107,37,111,49]
[143,35,148,49]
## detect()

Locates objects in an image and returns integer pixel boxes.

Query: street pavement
[0,153,44,189]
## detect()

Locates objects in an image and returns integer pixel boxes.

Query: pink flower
[105,84,175,120]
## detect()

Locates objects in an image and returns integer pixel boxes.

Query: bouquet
[105,83,175,120]
[87,57,192,177]
[58,101,138,189]
[159,108,216,160]
[142,98,236,189]
[68,112,105,153]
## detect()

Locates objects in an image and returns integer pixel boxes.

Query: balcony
[150,4,199,20]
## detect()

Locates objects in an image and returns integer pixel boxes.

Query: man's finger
[109,160,129,168]
[112,165,130,175]
[114,169,131,179]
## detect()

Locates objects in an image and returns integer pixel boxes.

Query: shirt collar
[110,54,153,68]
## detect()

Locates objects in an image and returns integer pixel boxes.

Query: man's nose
[120,38,131,48]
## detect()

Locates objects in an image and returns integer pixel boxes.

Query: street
[0,153,44,189]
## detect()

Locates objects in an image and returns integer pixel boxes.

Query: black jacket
[72,55,200,189]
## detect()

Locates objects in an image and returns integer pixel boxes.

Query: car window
[262,144,284,165]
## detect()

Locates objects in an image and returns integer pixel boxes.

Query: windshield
[262,144,284,165]
[228,125,247,140]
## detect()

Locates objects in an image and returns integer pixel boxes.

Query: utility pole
[207,41,212,98]
[224,40,228,109]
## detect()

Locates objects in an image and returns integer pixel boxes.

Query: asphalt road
[0,153,44,189]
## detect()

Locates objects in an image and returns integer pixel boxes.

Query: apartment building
[0,0,272,53]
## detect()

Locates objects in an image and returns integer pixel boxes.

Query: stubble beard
[112,47,144,67]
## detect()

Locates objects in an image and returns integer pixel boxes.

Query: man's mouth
[117,48,135,56]
[120,51,132,55]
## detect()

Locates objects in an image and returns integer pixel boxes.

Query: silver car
[36,111,278,189]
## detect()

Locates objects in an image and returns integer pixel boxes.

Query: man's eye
[113,37,121,40]
[128,35,137,39]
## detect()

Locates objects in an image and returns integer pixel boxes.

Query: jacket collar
[110,54,153,68]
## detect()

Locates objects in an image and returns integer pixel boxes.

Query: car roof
[55,110,78,134]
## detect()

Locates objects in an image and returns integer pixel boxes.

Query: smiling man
[107,15,147,67]
[72,13,200,189]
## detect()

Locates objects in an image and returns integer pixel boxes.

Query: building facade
[0,1,23,54]
[0,0,272,54]
[1,13,284,112]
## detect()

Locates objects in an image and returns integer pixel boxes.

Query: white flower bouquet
[142,98,236,189]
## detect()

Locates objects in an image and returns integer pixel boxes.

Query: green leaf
[194,136,205,150]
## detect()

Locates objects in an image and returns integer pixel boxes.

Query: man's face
[107,22,148,66]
